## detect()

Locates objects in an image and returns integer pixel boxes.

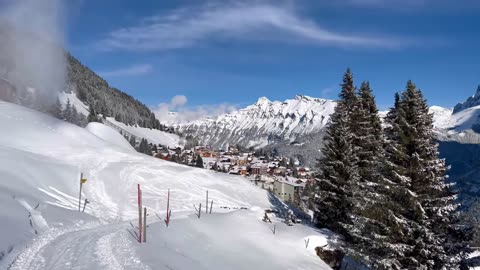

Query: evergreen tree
[51,97,63,119]
[78,113,87,127]
[195,155,204,168]
[313,69,359,238]
[383,81,466,269]
[71,106,79,125]
[87,104,98,123]
[63,99,72,121]
[129,136,136,148]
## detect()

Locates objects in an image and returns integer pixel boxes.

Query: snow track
[10,222,148,270]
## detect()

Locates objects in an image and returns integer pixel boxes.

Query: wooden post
[305,238,310,248]
[78,173,83,212]
[138,184,142,243]
[199,203,202,219]
[273,224,276,235]
[209,200,213,214]
[82,199,90,213]
[206,190,208,214]
[143,207,147,243]
[165,189,170,227]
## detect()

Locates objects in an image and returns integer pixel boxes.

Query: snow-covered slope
[434,104,480,132]
[59,91,90,116]
[86,122,135,151]
[58,90,182,148]
[105,117,182,148]
[176,95,336,148]
[0,101,330,269]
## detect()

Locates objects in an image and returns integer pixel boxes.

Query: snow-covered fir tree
[313,69,359,237]
[383,81,468,269]
[50,97,63,119]
[87,103,98,123]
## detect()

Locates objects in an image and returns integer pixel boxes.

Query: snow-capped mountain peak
[255,96,271,105]
[453,85,480,113]
[176,95,336,149]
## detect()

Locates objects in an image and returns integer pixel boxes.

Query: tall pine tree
[314,69,359,238]
[384,81,466,269]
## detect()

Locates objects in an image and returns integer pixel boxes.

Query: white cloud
[99,64,153,77]
[154,95,237,123]
[171,95,187,108]
[98,2,410,51]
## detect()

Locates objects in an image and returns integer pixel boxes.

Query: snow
[469,251,480,259]
[105,117,182,148]
[58,91,89,116]
[86,122,135,152]
[0,101,331,269]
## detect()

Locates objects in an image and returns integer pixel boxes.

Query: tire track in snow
[9,222,148,270]
[95,231,150,270]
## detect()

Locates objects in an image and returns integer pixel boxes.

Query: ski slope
[0,101,331,269]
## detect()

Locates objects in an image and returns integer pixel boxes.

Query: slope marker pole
[143,207,147,243]
[206,190,209,214]
[138,184,142,243]
[165,189,170,227]
[78,173,83,212]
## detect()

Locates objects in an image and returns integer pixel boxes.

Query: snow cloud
[154,95,237,123]
[99,64,153,77]
[0,0,66,99]
[98,1,411,51]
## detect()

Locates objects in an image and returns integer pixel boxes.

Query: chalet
[250,163,269,175]
[273,166,287,176]
[273,176,305,203]
[155,151,171,161]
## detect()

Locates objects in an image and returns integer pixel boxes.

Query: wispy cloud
[98,2,412,51]
[99,64,153,77]
[154,95,238,123]
[338,0,480,11]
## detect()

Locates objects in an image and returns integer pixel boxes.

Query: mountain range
[175,87,480,206]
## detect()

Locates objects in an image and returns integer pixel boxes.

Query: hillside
[0,101,331,269]
[66,53,161,129]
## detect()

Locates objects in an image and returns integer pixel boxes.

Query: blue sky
[62,0,480,119]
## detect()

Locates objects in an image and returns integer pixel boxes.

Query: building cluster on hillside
[150,144,315,205]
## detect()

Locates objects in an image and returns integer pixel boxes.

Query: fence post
[209,200,213,214]
[166,189,170,227]
[199,203,202,219]
[143,207,147,243]
[206,190,208,214]
[82,199,90,213]
[78,173,83,212]
[138,184,142,243]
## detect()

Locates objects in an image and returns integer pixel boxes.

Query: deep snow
[0,101,331,269]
